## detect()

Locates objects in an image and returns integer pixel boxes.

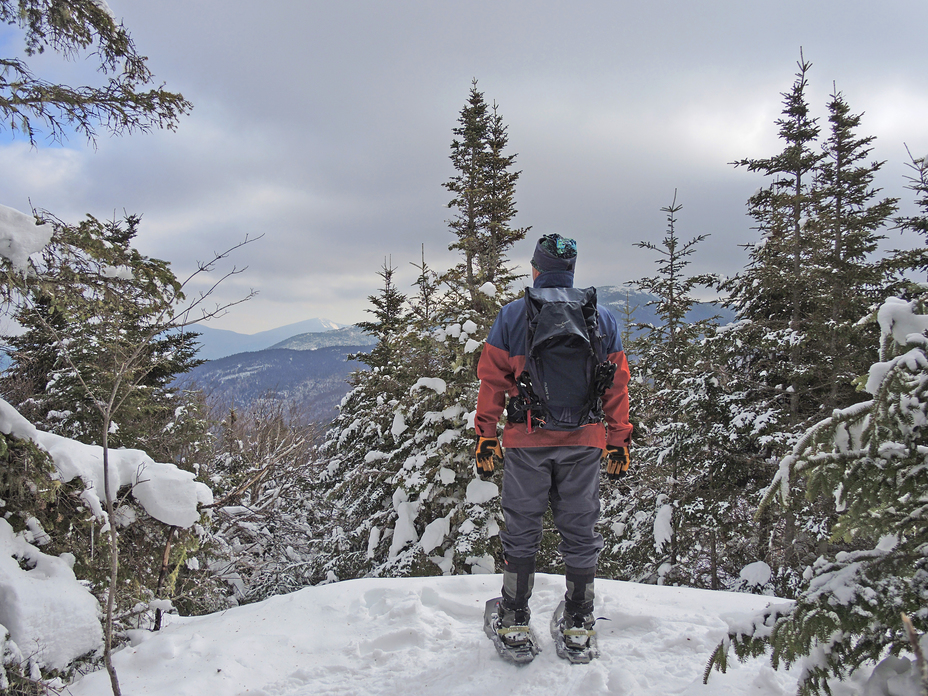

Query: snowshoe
[550,600,599,664]
[483,597,540,664]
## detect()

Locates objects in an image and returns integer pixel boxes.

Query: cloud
[2,0,927,332]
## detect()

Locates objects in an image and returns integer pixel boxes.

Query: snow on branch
[0,204,52,271]
[0,398,212,528]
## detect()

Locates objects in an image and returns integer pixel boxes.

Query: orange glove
[602,445,630,480]
[475,437,503,480]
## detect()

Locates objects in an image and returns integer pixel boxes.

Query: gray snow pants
[499,445,604,569]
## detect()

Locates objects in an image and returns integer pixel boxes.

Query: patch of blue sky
[1,27,80,150]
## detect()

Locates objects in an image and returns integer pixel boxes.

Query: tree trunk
[154,526,177,631]
[101,422,122,696]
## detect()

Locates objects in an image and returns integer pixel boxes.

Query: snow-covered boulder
[0,519,103,670]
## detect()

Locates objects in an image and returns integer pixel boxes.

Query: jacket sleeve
[602,349,633,447]
[475,314,516,439]
[599,306,633,448]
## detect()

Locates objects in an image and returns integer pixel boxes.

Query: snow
[653,503,673,552]
[90,0,116,20]
[411,377,447,395]
[864,655,925,696]
[0,398,216,680]
[863,298,928,395]
[419,516,450,554]
[479,281,497,297]
[390,411,408,438]
[0,203,52,271]
[739,561,772,588]
[0,519,103,671]
[388,488,419,559]
[876,297,928,349]
[465,478,498,505]
[866,348,928,395]
[0,398,212,528]
[100,264,134,279]
[62,572,887,696]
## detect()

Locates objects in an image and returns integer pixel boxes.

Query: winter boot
[483,556,540,663]
[550,566,599,663]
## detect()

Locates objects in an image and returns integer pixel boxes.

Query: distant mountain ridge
[596,285,733,331]
[189,318,343,360]
[270,325,376,351]
[177,346,367,424]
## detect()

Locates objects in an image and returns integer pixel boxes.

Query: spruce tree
[601,194,756,590]
[443,80,490,310]
[352,258,408,377]
[1,214,203,451]
[480,102,531,297]
[317,81,529,581]
[809,87,898,411]
[633,193,716,384]
[728,52,824,428]
[0,0,190,144]
[443,80,528,319]
[715,55,835,590]
[889,148,928,286]
[706,295,928,695]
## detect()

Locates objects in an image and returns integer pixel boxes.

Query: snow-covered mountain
[189,318,343,360]
[269,325,376,351]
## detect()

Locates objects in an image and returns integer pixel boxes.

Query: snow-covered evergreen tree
[1,214,203,454]
[443,79,529,321]
[889,148,928,287]
[808,87,898,412]
[352,258,408,374]
[317,82,528,581]
[706,294,928,696]
[601,194,755,589]
[0,213,219,619]
[713,57,899,593]
[727,53,824,430]
[201,400,326,602]
[317,308,501,579]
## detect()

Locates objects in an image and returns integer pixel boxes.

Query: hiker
[475,233,632,663]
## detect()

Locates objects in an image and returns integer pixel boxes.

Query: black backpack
[507,286,617,431]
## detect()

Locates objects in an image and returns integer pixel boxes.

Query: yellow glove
[475,436,503,480]
[602,445,630,480]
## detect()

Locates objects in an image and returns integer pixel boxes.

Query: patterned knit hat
[531,234,577,272]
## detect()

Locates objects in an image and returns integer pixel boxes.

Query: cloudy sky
[2,0,926,333]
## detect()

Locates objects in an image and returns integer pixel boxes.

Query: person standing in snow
[474,233,632,662]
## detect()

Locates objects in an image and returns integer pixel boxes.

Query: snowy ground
[65,573,877,696]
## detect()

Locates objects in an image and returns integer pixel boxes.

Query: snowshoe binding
[483,597,540,664]
[550,600,599,664]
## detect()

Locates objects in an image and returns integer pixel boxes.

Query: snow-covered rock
[0,519,102,670]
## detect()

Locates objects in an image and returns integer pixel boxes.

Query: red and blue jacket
[475,272,633,450]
